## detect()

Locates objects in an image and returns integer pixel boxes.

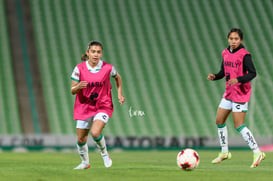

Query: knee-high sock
[217,124,229,153]
[77,142,89,163]
[93,134,107,155]
[236,124,260,153]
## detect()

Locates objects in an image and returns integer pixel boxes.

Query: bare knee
[216,118,225,125]
[90,120,105,138]
[90,129,101,139]
[77,129,89,143]
[215,108,231,125]
[77,135,88,144]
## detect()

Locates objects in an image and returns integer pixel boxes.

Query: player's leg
[91,113,112,168]
[212,98,232,164]
[232,103,265,168]
[216,108,231,152]
[74,119,92,170]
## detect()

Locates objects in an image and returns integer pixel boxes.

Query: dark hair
[227,28,243,40]
[81,41,103,61]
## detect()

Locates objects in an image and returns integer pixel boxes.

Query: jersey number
[90,92,98,100]
[225,73,230,82]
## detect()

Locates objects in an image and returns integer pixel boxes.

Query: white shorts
[76,112,110,129]
[218,98,248,112]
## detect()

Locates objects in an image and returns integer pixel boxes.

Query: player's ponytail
[81,53,88,61]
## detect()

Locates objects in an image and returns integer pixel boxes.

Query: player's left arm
[111,66,125,105]
[113,73,125,105]
[237,54,257,83]
[228,54,257,86]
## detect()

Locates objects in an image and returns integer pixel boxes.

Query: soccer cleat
[102,153,112,168]
[250,152,266,168]
[211,152,232,164]
[73,162,91,170]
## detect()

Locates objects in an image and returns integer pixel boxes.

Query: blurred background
[0,0,272,150]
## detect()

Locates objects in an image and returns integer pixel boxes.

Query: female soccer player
[207,28,265,168]
[71,41,125,169]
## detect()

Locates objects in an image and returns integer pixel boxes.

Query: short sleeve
[110,66,117,77]
[71,66,80,82]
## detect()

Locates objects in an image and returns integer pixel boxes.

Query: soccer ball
[176,148,200,171]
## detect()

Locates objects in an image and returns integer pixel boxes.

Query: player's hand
[228,78,238,86]
[77,81,88,89]
[207,73,215,80]
[118,95,125,105]
[71,81,88,94]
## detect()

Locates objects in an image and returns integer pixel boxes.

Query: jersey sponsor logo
[224,60,241,68]
[87,81,105,88]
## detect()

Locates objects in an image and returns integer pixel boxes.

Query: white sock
[94,135,107,155]
[77,142,89,163]
[217,124,229,153]
[239,126,260,153]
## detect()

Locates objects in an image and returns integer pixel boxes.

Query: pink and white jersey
[71,60,117,120]
[222,48,251,102]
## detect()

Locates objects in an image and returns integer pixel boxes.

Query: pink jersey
[73,61,114,120]
[222,48,251,102]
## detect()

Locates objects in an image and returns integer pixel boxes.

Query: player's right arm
[207,73,216,80]
[71,80,88,95]
[207,60,225,81]
[70,66,88,95]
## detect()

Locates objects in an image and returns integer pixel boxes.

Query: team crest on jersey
[74,72,79,78]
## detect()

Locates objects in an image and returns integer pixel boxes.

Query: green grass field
[0,150,272,181]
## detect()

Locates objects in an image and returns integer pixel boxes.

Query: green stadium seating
[30,0,273,137]
[0,0,22,134]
